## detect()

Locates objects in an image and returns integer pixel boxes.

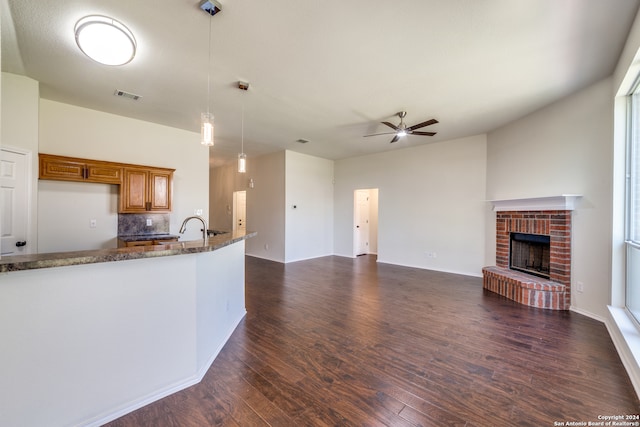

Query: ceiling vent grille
[114,89,142,101]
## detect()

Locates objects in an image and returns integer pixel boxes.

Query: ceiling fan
[364,111,438,143]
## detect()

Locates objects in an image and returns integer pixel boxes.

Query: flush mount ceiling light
[75,15,136,66]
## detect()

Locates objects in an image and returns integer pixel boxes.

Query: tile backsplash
[118,213,170,236]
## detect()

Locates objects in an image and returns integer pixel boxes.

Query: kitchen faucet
[179,215,207,240]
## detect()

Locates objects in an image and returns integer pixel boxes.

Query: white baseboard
[375,258,484,278]
[569,305,606,323]
[85,311,247,427]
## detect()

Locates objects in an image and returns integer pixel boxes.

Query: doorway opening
[353,188,378,257]
[232,190,246,233]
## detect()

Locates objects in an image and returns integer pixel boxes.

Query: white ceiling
[2,0,639,168]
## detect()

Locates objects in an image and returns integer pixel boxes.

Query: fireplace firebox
[509,233,550,279]
[482,208,573,310]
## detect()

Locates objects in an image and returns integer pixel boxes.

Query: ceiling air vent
[114,89,142,101]
[296,138,310,144]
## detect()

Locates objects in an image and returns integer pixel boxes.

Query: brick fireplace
[482,196,579,310]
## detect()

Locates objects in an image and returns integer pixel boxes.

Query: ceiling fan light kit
[74,15,136,66]
[364,111,438,143]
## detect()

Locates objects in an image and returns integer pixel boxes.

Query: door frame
[353,188,379,258]
[1,145,34,255]
[232,190,247,232]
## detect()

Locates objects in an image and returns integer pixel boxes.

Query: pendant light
[238,81,249,173]
[238,111,247,173]
[201,6,215,146]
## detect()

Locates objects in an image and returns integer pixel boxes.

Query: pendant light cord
[241,100,245,153]
[207,13,212,116]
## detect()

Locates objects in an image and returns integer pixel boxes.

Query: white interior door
[232,190,246,232]
[354,189,370,256]
[1,147,30,256]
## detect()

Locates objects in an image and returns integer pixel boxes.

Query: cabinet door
[120,168,148,212]
[40,154,123,184]
[149,170,172,211]
[85,162,122,184]
[152,238,178,245]
[39,155,85,181]
[125,240,153,247]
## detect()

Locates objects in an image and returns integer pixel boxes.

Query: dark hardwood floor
[107,255,639,426]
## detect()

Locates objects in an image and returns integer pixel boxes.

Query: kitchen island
[0,231,255,427]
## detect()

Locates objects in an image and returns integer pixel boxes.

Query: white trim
[375,258,484,278]
[606,306,640,399]
[85,310,246,427]
[569,305,606,323]
[488,194,582,211]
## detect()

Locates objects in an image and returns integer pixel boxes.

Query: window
[626,87,640,322]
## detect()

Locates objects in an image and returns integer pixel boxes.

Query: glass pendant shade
[201,113,214,146]
[75,16,136,66]
[238,152,247,173]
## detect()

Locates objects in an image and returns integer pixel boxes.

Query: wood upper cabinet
[39,153,174,213]
[39,154,122,184]
[119,167,174,213]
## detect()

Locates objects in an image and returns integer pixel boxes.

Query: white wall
[209,162,249,232]
[38,99,210,247]
[334,135,487,277]
[211,150,333,263]
[0,241,246,427]
[1,73,39,253]
[486,77,614,319]
[38,181,119,252]
[244,150,286,262]
[285,150,334,262]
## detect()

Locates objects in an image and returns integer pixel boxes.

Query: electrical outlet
[194,209,203,216]
[576,281,584,293]
[89,219,97,228]
[146,218,152,226]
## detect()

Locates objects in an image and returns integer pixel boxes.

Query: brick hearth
[483,210,572,310]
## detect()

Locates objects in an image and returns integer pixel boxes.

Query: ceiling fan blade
[407,118,438,131]
[363,132,397,137]
[410,131,437,136]
[381,121,399,130]
[390,134,400,143]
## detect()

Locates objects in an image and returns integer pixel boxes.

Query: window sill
[607,305,640,398]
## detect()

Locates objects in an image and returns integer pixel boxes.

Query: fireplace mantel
[488,194,581,212]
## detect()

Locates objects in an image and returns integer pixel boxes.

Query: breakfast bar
[0,231,255,427]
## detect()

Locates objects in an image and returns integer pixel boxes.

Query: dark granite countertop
[0,231,256,273]
[117,233,181,242]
